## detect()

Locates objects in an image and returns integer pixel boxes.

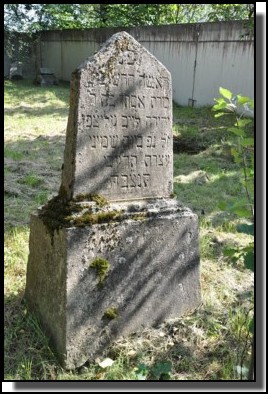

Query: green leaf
[236,95,251,105]
[213,102,227,111]
[241,138,254,147]
[237,119,252,128]
[151,361,172,379]
[237,223,254,235]
[214,112,228,118]
[219,87,232,100]
[214,97,226,105]
[135,363,148,380]
[135,363,148,373]
[230,147,242,163]
[244,251,254,271]
[249,99,254,108]
[228,127,246,137]
[223,247,238,257]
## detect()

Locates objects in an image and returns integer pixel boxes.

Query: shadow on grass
[4,134,65,165]
[4,79,70,107]
[172,150,246,223]
[129,299,253,381]
[5,105,68,119]
[4,134,65,229]
[4,288,253,381]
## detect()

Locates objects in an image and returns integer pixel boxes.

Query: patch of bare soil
[173,134,207,154]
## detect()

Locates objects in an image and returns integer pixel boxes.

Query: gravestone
[34,67,58,86]
[25,32,201,369]
[61,33,172,200]
[10,61,23,80]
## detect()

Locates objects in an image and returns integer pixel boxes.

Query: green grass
[4,147,24,161]
[4,80,254,380]
[172,103,236,154]
[19,173,43,187]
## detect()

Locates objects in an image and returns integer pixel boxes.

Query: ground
[4,80,254,380]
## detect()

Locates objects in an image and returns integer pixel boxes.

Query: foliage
[207,4,254,22]
[4,4,84,32]
[4,4,255,32]
[134,361,172,380]
[89,257,111,287]
[213,87,254,380]
[206,4,255,38]
[4,4,34,32]
[4,30,36,65]
[213,87,254,223]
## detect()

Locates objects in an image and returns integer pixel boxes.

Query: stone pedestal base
[25,199,201,369]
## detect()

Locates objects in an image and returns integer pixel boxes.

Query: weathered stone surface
[34,67,58,86]
[60,31,173,201]
[25,200,201,369]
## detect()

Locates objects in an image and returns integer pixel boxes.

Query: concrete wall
[5,21,254,106]
[4,50,11,77]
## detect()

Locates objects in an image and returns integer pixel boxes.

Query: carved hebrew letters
[61,32,172,200]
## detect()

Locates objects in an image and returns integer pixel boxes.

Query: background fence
[5,20,254,106]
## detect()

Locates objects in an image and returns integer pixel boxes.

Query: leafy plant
[134,363,148,380]
[213,87,254,380]
[150,361,172,380]
[134,361,172,380]
[19,173,43,187]
[4,4,254,33]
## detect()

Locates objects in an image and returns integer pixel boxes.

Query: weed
[172,102,235,154]
[34,191,50,205]
[19,173,43,187]
[4,147,24,161]
[103,308,119,320]
[90,257,111,287]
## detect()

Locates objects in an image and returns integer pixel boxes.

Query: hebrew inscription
[61,32,173,200]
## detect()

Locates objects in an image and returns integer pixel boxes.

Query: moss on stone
[92,194,108,207]
[74,193,108,207]
[131,212,148,221]
[115,37,130,52]
[90,257,110,287]
[58,184,68,200]
[39,195,84,238]
[71,210,122,227]
[38,191,123,241]
[103,307,118,320]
